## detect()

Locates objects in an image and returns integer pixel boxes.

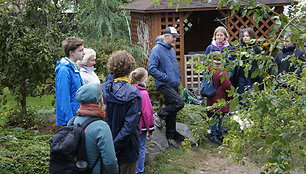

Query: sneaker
[154,114,166,128]
[208,135,222,146]
[168,138,178,149]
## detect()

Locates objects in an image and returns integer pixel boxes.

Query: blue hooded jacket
[102,75,142,162]
[55,57,83,126]
[148,37,181,88]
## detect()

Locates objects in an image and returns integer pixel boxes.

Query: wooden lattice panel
[159,13,182,58]
[158,12,191,86]
[226,7,283,43]
[184,54,204,95]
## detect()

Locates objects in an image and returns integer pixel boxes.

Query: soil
[188,148,262,174]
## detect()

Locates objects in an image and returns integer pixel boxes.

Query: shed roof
[124,0,295,13]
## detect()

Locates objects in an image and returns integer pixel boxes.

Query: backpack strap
[67,116,77,126]
[77,117,102,172]
[79,116,101,129]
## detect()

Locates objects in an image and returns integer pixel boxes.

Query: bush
[0,128,50,174]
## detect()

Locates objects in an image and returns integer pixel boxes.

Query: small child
[130,67,154,174]
[274,33,305,76]
[102,50,142,174]
[206,51,233,145]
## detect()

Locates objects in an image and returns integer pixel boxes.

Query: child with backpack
[102,50,142,174]
[130,67,155,174]
[206,51,233,145]
[49,84,119,174]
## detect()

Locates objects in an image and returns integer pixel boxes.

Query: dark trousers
[119,161,136,174]
[207,112,224,135]
[158,85,184,139]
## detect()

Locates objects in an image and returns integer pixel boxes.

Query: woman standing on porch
[204,26,235,60]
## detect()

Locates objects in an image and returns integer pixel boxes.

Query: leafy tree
[73,0,128,41]
[66,0,147,76]
[0,0,70,127]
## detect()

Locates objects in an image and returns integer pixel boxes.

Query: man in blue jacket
[148,27,184,148]
[55,37,84,126]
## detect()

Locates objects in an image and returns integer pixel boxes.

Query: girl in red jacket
[207,51,233,145]
[130,67,154,174]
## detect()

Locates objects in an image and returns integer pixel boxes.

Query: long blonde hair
[129,67,148,85]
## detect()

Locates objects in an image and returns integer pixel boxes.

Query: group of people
[54,24,304,173]
[200,26,304,145]
[55,38,157,174]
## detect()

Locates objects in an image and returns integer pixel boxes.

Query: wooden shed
[124,0,295,92]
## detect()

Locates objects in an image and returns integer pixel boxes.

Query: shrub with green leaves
[0,129,51,174]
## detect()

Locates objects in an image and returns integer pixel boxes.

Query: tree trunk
[20,82,27,117]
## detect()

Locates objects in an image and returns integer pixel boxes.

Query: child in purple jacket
[130,67,154,174]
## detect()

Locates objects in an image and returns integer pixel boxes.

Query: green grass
[0,87,54,112]
[0,88,55,128]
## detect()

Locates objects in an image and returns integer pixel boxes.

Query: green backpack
[181,88,203,105]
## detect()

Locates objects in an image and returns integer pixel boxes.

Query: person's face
[215,31,226,42]
[242,31,251,44]
[283,40,293,47]
[70,45,85,62]
[86,56,96,67]
[163,34,177,46]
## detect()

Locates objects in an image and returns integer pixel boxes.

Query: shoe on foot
[154,114,166,128]
[208,135,222,146]
[168,138,178,149]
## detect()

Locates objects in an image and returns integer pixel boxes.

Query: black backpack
[49,116,101,174]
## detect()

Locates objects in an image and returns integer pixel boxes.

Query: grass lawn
[0,88,54,111]
[0,88,54,127]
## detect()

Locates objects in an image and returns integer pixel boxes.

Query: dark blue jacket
[148,37,181,88]
[274,45,305,75]
[102,75,142,162]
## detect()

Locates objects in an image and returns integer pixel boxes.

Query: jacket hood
[55,57,79,72]
[76,84,101,104]
[156,36,172,49]
[134,84,147,91]
[212,40,230,47]
[102,75,141,104]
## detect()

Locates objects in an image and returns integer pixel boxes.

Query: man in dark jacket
[148,27,184,149]
[102,50,141,174]
[274,35,305,76]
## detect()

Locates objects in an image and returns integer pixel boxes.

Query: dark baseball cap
[163,27,180,37]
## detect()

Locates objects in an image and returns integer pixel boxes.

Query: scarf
[113,77,131,83]
[77,104,106,120]
[216,41,226,51]
[79,65,96,72]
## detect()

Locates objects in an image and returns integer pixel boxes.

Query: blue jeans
[136,133,147,174]
[207,112,223,136]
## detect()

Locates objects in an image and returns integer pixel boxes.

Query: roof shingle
[124,0,295,12]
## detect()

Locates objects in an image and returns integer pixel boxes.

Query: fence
[184,54,207,96]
